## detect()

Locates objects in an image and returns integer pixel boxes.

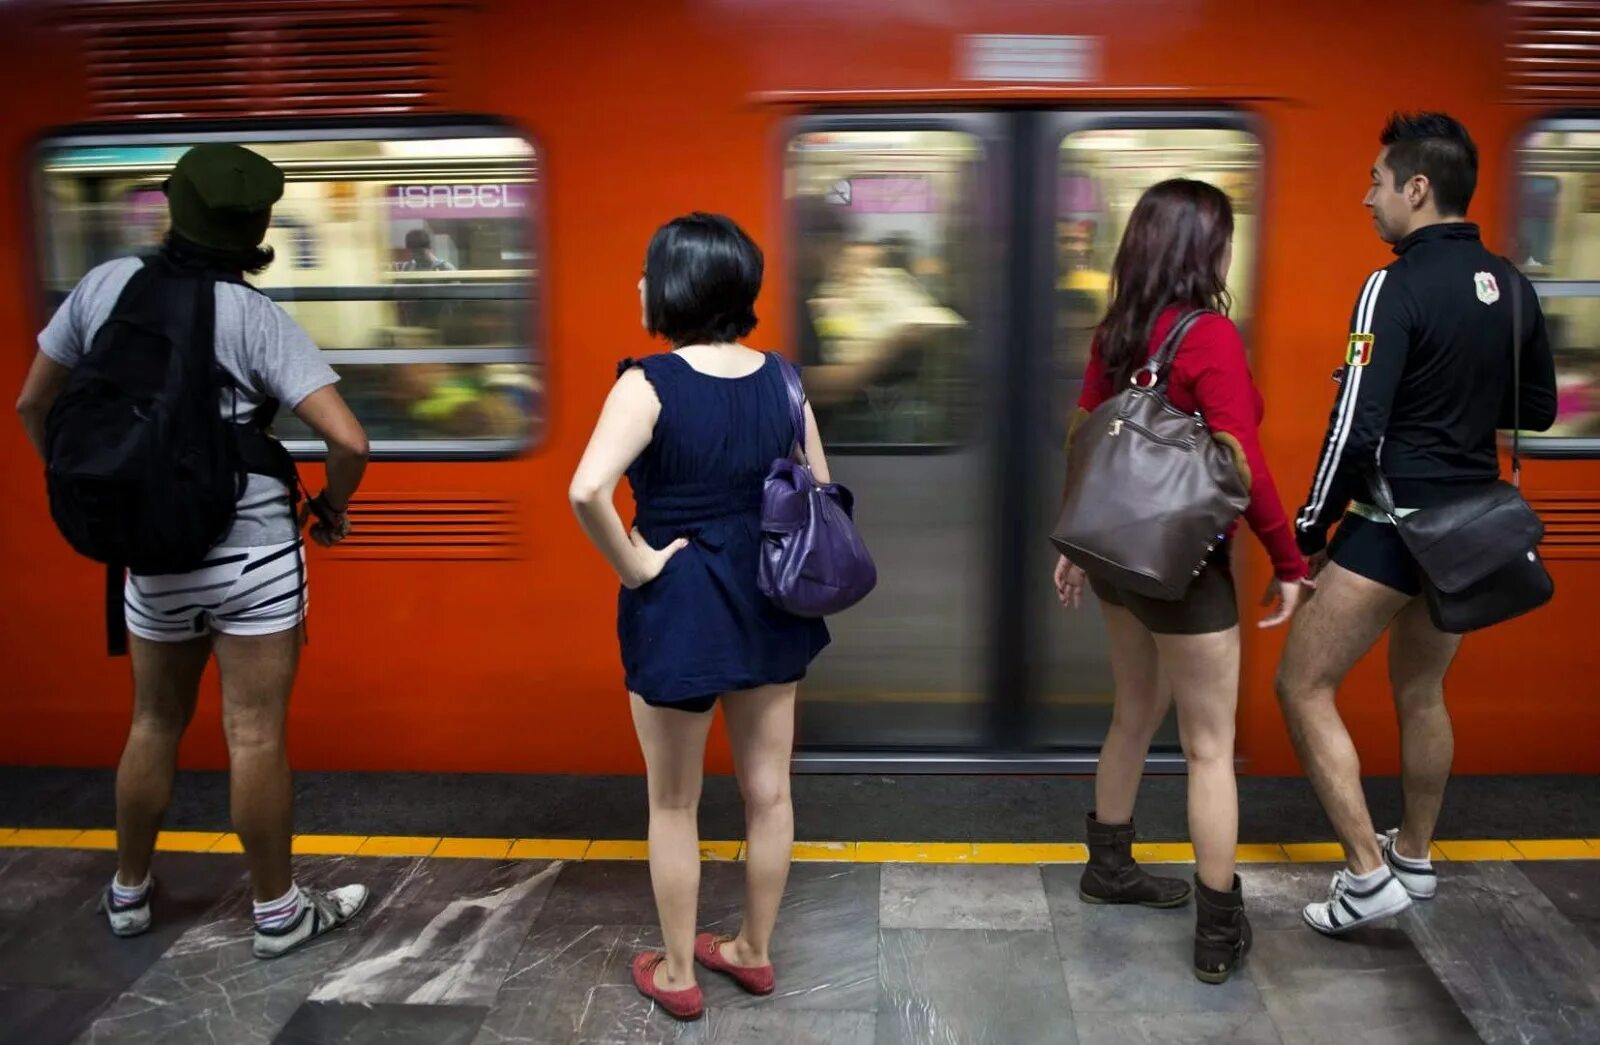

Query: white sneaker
[99,879,154,938]
[1302,867,1412,936]
[252,885,369,960]
[1379,829,1438,900]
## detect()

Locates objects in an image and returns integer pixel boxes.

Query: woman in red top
[1054,179,1311,984]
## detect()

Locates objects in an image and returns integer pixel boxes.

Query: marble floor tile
[877,928,1076,1045]
[1234,864,1351,933]
[1516,859,1600,950]
[1402,861,1600,1045]
[1072,1010,1284,1045]
[274,1001,488,1045]
[471,922,703,1045]
[879,863,1051,931]
[697,862,880,1012]
[1043,866,1263,1016]
[697,1008,874,1044]
[532,860,743,930]
[0,849,244,993]
[308,859,560,1006]
[1250,927,1480,1044]
[78,856,420,1045]
[0,985,117,1045]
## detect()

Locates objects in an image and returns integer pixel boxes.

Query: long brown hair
[1097,179,1234,387]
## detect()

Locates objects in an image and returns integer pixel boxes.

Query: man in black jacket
[1276,113,1557,935]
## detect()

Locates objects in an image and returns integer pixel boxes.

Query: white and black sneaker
[99,879,154,938]
[252,885,369,960]
[1379,829,1438,900]
[1302,867,1412,936]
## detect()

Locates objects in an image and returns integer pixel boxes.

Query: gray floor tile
[1073,1010,1283,1045]
[0,985,117,1045]
[472,922,702,1045]
[275,1001,488,1045]
[877,928,1076,1045]
[1402,861,1600,1044]
[1041,863,1197,936]
[78,856,419,1045]
[532,860,743,930]
[1516,859,1600,950]
[0,849,244,993]
[698,862,880,1011]
[879,864,1050,931]
[700,1008,874,1044]
[1049,874,1261,1015]
[1250,927,1480,1044]
[308,859,560,1006]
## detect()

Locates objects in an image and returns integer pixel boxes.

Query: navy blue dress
[617,351,830,711]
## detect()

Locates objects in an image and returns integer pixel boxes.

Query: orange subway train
[1,0,1596,777]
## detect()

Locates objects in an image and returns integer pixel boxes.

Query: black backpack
[44,254,300,652]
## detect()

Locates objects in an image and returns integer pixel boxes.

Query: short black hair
[1380,111,1478,216]
[162,230,274,276]
[644,213,762,346]
[405,229,432,251]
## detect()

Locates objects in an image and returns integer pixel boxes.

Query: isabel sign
[389,183,530,219]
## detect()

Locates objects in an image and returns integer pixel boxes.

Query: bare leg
[213,628,300,902]
[631,693,715,990]
[1155,627,1241,892]
[1275,563,1410,874]
[1094,606,1171,825]
[720,682,797,968]
[1387,597,1462,859]
[117,635,211,886]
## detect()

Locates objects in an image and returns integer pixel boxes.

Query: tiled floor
[0,849,1597,1044]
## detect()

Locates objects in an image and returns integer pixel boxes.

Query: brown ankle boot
[1078,813,1192,909]
[1193,874,1252,984]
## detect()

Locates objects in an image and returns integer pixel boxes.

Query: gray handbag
[1051,310,1250,600]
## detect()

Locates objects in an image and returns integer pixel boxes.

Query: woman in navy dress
[569,213,830,1020]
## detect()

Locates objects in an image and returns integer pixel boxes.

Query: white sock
[253,883,306,932]
[111,873,150,906]
[1347,865,1390,887]
[1388,842,1431,867]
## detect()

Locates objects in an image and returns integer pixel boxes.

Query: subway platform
[0,769,1597,1044]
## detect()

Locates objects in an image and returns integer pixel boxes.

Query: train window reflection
[1056,127,1262,374]
[33,130,540,457]
[785,130,979,448]
[1516,124,1600,450]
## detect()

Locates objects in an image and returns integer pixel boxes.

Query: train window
[1516,124,1600,450]
[1055,127,1262,374]
[33,130,541,458]
[785,129,980,449]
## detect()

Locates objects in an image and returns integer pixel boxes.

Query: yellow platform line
[1,830,1597,864]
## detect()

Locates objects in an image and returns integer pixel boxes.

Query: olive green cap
[164,143,284,251]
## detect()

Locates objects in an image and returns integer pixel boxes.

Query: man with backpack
[1276,113,1558,935]
[15,143,374,959]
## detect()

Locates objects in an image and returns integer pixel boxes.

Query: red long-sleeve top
[1078,307,1308,583]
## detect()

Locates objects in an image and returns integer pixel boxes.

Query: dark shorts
[640,692,720,714]
[1327,513,1423,597]
[1089,547,1239,635]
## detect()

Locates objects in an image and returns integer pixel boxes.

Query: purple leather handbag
[757,356,877,617]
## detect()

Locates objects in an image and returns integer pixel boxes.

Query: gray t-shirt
[38,256,339,548]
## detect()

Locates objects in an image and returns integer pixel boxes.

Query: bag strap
[1506,256,1523,488]
[772,353,808,460]
[1136,309,1210,389]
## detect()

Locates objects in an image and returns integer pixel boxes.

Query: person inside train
[791,194,964,441]
[1053,179,1311,984]
[1278,112,1557,934]
[568,212,831,1021]
[15,144,373,959]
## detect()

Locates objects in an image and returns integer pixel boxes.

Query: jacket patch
[1346,333,1374,367]
[1474,271,1500,305]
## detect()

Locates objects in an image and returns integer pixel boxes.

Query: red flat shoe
[631,952,704,1020]
[694,932,775,995]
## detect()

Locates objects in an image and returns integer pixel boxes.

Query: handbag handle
[1134,309,1211,389]
[1370,256,1527,516]
[773,353,808,461]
